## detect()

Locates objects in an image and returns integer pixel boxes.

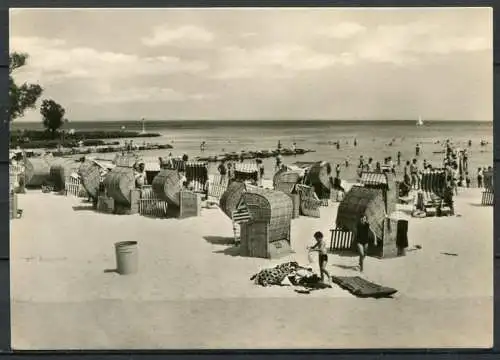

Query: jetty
[196,148,315,163]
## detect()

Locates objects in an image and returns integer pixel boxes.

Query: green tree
[9,52,43,121]
[40,99,66,138]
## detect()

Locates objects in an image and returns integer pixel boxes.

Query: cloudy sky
[9,7,492,122]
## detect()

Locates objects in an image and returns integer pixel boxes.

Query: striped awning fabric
[144,162,161,172]
[232,201,251,223]
[360,172,387,186]
[186,161,208,167]
[234,163,258,173]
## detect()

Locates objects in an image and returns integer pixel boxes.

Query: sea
[11,120,493,183]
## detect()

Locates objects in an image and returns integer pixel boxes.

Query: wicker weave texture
[49,158,80,191]
[103,167,136,205]
[24,157,52,186]
[151,169,182,206]
[295,184,321,218]
[78,160,102,199]
[336,186,385,241]
[241,189,292,240]
[306,161,332,189]
[219,181,247,218]
[274,170,302,194]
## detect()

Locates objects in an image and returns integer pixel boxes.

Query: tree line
[9,52,67,138]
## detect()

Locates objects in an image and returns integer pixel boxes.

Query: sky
[9,7,493,122]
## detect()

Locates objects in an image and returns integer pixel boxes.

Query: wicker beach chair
[138,185,168,218]
[481,170,494,206]
[419,170,447,216]
[295,184,321,218]
[207,174,229,204]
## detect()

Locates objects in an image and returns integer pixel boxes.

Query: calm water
[12,120,493,182]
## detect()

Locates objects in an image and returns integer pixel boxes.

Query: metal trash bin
[115,241,138,275]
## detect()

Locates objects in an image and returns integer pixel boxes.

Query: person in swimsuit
[307,231,331,283]
[356,215,376,272]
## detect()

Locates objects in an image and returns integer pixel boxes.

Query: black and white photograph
[8,7,493,349]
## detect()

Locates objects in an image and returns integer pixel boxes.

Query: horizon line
[12,119,493,123]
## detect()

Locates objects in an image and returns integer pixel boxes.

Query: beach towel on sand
[330,276,397,298]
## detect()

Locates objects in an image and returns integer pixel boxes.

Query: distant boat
[417,115,424,127]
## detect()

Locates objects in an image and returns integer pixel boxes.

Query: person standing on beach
[218,160,227,184]
[397,151,401,166]
[366,157,373,171]
[307,231,331,283]
[354,138,357,147]
[256,159,265,186]
[356,215,376,272]
[291,142,297,156]
[275,152,282,171]
[410,159,419,190]
[415,143,421,157]
[462,148,469,172]
[477,167,484,188]
[465,172,471,188]
[227,162,234,183]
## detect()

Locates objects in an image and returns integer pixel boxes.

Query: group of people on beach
[217,158,266,186]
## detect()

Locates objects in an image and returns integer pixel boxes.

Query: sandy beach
[11,186,493,349]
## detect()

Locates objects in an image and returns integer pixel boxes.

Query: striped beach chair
[481,170,494,206]
[65,174,88,198]
[207,174,229,203]
[359,172,388,187]
[185,161,209,195]
[9,163,24,192]
[329,228,356,253]
[234,163,259,184]
[232,201,251,243]
[138,185,168,217]
[295,184,321,218]
[419,170,447,216]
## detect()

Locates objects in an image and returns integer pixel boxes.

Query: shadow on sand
[72,205,96,212]
[469,203,491,207]
[203,236,236,246]
[103,268,118,274]
[333,264,359,271]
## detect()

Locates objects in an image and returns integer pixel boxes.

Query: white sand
[11,187,493,349]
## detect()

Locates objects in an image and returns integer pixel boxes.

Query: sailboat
[416,115,424,127]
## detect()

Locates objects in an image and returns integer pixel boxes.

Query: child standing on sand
[307,231,331,283]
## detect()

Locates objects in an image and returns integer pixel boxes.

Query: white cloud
[211,44,351,79]
[74,86,217,104]
[354,21,492,65]
[142,25,214,47]
[240,32,258,38]
[317,22,366,39]
[10,36,209,83]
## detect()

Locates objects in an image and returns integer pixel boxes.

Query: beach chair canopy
[336,186,385,241]
[234,163,258,173]
[274,170,303,194]
[420,170,447,197]
[239,189,293,239]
